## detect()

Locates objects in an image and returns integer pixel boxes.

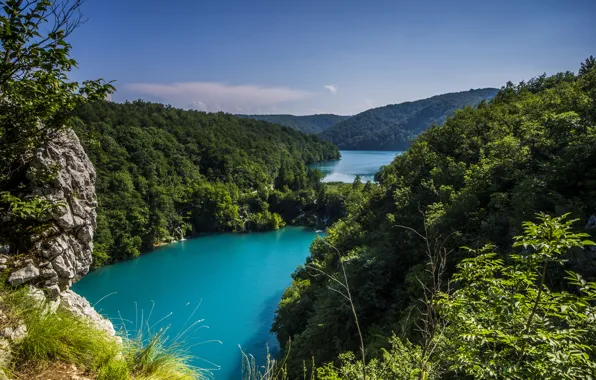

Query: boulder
[60,290,117,338]
[7,263,40,286]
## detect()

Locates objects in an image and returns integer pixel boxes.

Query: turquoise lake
[309,150,402,183]
[73,227,322,379]
[72,150,397,378]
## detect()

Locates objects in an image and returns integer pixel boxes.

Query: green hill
[274,64,596,376]
[72,100,339,265]
[319,88,499,150]
[238,113,351,134]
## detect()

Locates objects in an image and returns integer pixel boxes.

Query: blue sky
[69,0,596,115]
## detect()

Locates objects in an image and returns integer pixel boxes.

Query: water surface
[73,227,321,379]
[309,150,402,183]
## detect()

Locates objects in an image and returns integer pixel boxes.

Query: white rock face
[60,290,117,338]
[7,263,40,286]
[3,129,98,291]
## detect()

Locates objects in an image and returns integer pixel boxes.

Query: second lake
[309,150,402,183]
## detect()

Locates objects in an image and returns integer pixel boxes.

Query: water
[72,227,322,379]
[309,150,402,183]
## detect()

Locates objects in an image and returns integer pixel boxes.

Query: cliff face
[0,128,115,337]
[5,129,97,294]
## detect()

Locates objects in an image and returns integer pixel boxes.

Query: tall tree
[0,0,113,249]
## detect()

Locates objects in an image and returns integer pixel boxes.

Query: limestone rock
[25,286,60,314]
[3,129,97,291]
[7,263,40,286]
[60,290,117,338]
[1,323,27,343]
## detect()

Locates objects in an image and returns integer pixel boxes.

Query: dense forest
[319,88,498,150]
[273,59,596,378]
[238,114,351,134]
[72,101,340,266]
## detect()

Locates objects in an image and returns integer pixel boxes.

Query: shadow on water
[228,290,285,380]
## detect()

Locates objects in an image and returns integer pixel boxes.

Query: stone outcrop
[0,128,119,367]
[7,263,39,286]
[5,129,97,291]
[60,290,117,338]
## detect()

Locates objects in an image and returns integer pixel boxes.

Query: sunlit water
[73,227,322,379]
[309,150,402,183]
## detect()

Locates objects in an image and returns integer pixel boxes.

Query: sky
[68,0,596,116]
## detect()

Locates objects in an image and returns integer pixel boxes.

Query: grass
[0,282,203,379]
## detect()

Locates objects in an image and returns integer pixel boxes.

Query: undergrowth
[0,282,202,379]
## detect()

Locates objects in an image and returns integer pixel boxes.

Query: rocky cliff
[3,129,97,294]
[0,128,115,337]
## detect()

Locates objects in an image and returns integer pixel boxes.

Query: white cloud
[323,84,337,94]
[124,82,311,113]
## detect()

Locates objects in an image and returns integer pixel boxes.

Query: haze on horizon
[70,0,596,116]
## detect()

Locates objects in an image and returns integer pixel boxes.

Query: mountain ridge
[320,87,499,150]
[237,113,351,134]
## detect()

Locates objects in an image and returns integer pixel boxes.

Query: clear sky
[69,0,596,115]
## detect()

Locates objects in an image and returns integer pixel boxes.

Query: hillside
[274,62,596,377]
[72,100,340,265]
[238,113,351,134]
[319,88,499,150]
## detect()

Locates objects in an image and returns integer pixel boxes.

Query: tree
[579,55,595,76]
[439,214,596,379]
[0,0,113,249]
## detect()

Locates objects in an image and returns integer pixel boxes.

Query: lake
[309,150,402,183]
[73,227,322,379]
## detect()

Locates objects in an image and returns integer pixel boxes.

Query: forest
[239,114,351,134]
[272,58,596,379]
[73,101,340,266]
[319,88,499,150]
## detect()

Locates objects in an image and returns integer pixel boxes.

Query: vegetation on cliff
[0,281,202,379]
[273,58,596,377]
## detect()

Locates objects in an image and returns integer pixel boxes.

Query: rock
[51,254,74,280]
[0,128,99,291]
[40,266,59,281]
[27,286,46,304]
[7,263,40,286]
[1,323,27,343]
[45,285,61,300]
[60,290,117,338]
[26,286,60,314]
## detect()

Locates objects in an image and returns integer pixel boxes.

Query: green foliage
[73,100,340,264]
[0,282,124,377]
[273,59,596,376]
[319,88,498,150]
[125,329,199,380]
[316,337,433,380]
[239,114,351,134]
[439,214,596,379]
[0,0,113,253]
[0,282,201,379]
[312,215,596,379]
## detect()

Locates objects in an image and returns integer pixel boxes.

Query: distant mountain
[319,88,499,150]
[238,114,351,134]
